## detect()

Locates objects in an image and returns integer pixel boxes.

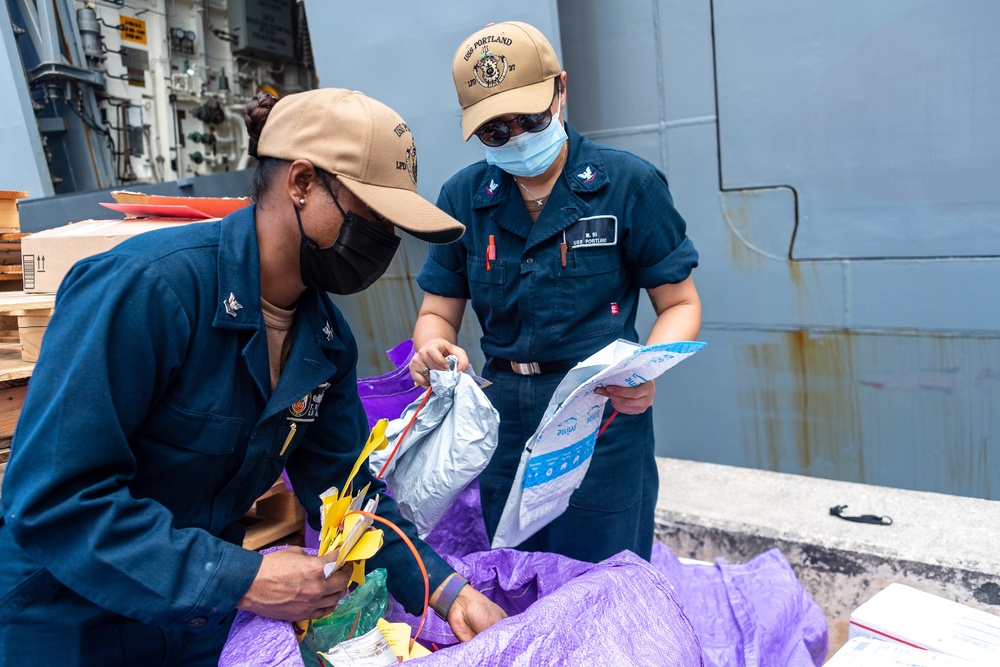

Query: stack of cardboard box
[825,583,1000,665]
[0,191,34,491]
[0,191,45,363]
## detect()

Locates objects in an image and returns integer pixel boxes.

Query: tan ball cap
[452,21,562,141]
[256,88,464,244]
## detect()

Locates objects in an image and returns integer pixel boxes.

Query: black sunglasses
[475,88,560,147]
[475,110,553,147]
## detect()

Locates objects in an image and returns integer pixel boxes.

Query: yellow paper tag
[292,619,310,644]
[345,528,383,562]
[409,642,431,658]
[377,618,414,662]
[349,560,367,587]
[341,419,389,501]
[318,495,352,556]
[344,528,384,586]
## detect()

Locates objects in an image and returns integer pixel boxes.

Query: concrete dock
[653,457,1000,657]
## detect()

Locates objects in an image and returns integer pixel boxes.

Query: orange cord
[347,609,362,639]
[376,387,432,479]
[597,409,619,437]
[347,510,429,651]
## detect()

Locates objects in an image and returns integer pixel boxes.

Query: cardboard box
[21,219,205,294]
[849,584,1000,664]
[826,637,985,666]
[20,193,251,294]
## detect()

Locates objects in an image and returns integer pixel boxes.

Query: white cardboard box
[826,637,984,666]
[848,584,1000,664]
[20,192,250,294]
[20,219,208,294]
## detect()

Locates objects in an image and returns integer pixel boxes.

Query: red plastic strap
[376,387,432,479]
[597,409,619,437]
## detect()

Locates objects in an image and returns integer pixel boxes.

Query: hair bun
[244,91,278,159]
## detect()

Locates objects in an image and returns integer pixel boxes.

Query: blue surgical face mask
[483,108,567,177]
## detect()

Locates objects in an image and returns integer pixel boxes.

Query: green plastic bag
[299,568,389,662]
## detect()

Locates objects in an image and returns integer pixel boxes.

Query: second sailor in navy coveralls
[0,88,505,666]
[411,22,702,562]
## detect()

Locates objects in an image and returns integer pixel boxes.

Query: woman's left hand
[594,380,655,415]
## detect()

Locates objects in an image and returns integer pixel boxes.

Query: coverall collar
[213,205,345,410]
[470,123,613,251]
[214,204,264,331]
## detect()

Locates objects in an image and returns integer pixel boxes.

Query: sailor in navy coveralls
[412,22,701,561]
[0,88,505,666]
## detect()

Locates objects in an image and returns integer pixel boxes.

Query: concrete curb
[653,457,1000,656]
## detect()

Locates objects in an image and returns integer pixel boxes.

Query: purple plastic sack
[652,545,828,667]
[386,548,705,666]
[356,339,425,430]
[220,547,705,667]
[222,519,826,667]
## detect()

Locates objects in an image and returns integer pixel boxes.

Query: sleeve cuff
[637,236,699,288]
[169,541,262,630]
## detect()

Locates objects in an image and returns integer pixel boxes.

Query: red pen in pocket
[487,234,496,270]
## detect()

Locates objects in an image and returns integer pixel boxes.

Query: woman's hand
[595,380,656,415]
[410,338,470,387]
[446,586,507,642]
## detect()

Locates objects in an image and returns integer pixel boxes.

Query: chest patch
[288,382,330,422]
[564,215,618,249]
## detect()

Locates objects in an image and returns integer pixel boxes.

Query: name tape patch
[564,215,618,249]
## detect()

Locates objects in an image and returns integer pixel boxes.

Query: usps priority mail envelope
[492,340,706,549]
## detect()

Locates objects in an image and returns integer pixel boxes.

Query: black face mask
[295,190,400,295]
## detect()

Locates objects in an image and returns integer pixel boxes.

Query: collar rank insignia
[484,178,500,198]
[576,165,600,185]
[223,292,242,318]
[322,321,334,341]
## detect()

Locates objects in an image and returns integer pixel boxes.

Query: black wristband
[431,573,470,620]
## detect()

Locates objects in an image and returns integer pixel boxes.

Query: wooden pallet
[0,233,28,293]
[0,295,44,451]
[0,291,54,363]
[0,294,59,492]
[0,371,30,493]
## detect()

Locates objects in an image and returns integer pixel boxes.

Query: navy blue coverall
[0,205,452,666]
[417,123,698,562]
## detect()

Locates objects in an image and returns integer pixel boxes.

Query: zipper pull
[279,422,297,456]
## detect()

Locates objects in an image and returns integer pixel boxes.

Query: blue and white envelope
[492,340,706,549]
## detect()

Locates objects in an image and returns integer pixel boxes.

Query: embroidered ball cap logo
[474,46,509,88]
[405,145,417,187]
[256,88,463,243]
[452,21,562,141]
